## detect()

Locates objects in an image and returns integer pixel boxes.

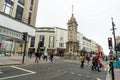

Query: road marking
[96,78,102,80]
[0,66,36,80]
[0,72,3,74]
[48,68,50,69]
[71,72,75,74]
[78,74,81,76]
[86,76,90,78]
[52,69,55,71]
[0,70,3,74]
[58,69,61,71]
[0,73,34,80]
[64,71,67,73]
[11,66,36,74]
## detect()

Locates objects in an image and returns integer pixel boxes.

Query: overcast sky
[36,0,120,55]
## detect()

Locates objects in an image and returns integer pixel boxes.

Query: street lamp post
[111,17,117,57]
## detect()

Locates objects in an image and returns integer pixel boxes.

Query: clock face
[69,26,74,30]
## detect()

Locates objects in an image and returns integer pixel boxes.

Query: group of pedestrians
[79,53,104,72]
[35,48,54,63]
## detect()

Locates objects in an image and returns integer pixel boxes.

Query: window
[28,12,31,24]
[18,0,24,5]
[38,35,44,47]
[30,37,35,47]
[30,0,34,10]
[59,43,64,47]
[3,0,14,15]
[49,36,54,48]
[31,0,34,5]
[15,5,23,20]
[0,29,2,32]
[60,37,63,41]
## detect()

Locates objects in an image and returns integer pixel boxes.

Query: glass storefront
[0,27,23,56]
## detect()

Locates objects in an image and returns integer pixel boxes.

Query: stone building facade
[0,0,39,55]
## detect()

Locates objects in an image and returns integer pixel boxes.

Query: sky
[35,0,120,55]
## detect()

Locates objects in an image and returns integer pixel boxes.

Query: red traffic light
[108,37,112,41]
[108,37,112,49]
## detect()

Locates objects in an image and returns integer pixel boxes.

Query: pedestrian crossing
[0,70,3,74]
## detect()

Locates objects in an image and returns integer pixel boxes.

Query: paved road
[0,58,106,80]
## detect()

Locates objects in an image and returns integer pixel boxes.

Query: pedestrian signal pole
[111,17,117,57]
[108,37,115,80]
[22,32,28,64]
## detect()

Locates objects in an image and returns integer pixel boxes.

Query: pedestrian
[38,49,42,60]
[35,49,39,63]
[97,53,104,72]
[50,53,54,63]
[80,54,85,68]
[29,50,32,59]
[43,53,48,61]
[86,54,90,65]
[91,56,98,71]
[109,62,112,73]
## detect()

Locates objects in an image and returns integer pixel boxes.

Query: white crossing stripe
[0,70,3,74]
[0,66,36,80]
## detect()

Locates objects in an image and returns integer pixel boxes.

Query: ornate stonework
[66,13,79,58]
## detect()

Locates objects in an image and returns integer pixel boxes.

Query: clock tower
[66,6,79,58]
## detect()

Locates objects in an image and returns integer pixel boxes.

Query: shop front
[0,13,35,56]
[0,26,23,56]
[47,49,55,56]
[57,48,65,56]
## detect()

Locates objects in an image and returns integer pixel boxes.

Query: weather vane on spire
[72,4,74,17]
[72,4,74,14]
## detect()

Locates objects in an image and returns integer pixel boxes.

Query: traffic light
[22,32,27,41]
[108,37,113,49]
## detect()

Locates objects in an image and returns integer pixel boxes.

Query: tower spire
[72,4,73,14]
[72,4,74,17]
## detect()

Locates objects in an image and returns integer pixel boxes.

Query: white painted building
[91,40,98,53]
[35,27,102,55]
[77,32,83,50]
[82,36,91,52]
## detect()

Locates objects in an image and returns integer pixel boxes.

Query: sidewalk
[0,55,51,66]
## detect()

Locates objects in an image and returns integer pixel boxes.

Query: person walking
[29,50,32,59]
[35,49,39,63]
[91,56,98,71]
[86,54,90,65]
[43,53,48,61]
[80,54,85,68]
[97,53,104,72]
[50,53,54,63]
